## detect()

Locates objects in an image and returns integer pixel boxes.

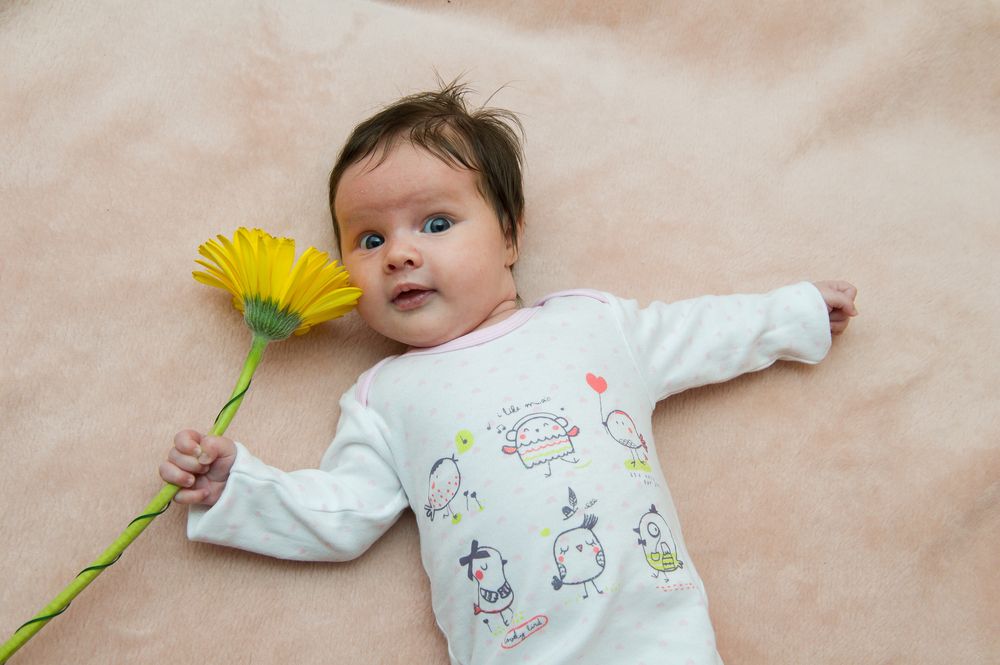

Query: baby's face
[335,142,519,348]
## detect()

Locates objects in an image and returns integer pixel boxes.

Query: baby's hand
[813,280,859,335]
[159,429,236,506]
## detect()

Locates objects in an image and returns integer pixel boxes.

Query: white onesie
[188,283,831,665]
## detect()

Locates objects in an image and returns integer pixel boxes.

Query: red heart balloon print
[586,373,607,394]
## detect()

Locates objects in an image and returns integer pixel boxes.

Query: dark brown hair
[328,79,524,252]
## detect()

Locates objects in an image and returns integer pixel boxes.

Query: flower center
[243,295,302,341]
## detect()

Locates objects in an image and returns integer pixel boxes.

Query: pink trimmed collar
[403,306,539,356]
[402,289,608,357]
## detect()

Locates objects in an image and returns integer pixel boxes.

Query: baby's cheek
[593,547,601,554]
[558,555,565,562]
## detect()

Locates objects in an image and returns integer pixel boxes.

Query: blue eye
[422,216,453,234]
[359,233,384,250]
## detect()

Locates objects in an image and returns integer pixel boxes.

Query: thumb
[198,435,236,466]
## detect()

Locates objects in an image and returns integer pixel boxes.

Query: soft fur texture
[2,1,997,663]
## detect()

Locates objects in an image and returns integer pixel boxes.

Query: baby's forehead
[336,142,481,213]
[356,139,478,183]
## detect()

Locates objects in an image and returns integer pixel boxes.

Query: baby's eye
[359,233,384,250]
[480,563,488,572]
[421,216,453,234]
[558,547,569,555]
[585,539,596,546]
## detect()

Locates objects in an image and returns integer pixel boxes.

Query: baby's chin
[376,317,469,350]
[365,299,498,349]
[396,324,467,349]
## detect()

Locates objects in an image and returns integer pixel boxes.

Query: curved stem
[210,333,268,436]
[0,333,269,663]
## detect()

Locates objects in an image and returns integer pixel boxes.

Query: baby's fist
[813,280,858,334]
[160,429,236,506]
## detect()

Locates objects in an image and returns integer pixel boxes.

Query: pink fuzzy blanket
[2,1,997,663]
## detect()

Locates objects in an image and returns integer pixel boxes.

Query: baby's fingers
[829,282,858,315]
[168,446,207,475]
[174,429,205,457]
[192,475,227,507]
[830,310,852,334]
[826,291,858,317]
[159,460,199,490]
[198,435,236,469]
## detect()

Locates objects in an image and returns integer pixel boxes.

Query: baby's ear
[504,218,522,267]
[504,238,519,267]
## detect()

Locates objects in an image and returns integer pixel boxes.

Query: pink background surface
[2,1,998,663]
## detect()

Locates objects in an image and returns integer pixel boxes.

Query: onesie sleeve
[606,281,832,402]
[186,386,408,562]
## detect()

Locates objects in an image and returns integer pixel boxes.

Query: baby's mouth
[392,288,435,311]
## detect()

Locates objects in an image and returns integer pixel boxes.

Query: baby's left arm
[608,280,853,402]
[812,280,859,334]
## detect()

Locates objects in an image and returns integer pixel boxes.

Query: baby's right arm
[159,429,236,506]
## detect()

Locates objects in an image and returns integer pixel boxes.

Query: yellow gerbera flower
[193,227,362,340]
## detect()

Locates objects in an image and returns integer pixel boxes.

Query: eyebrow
[340,188,464,229]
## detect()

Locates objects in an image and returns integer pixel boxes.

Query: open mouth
[392,288,434,311]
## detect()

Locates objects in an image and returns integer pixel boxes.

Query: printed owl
[634,504,684,578]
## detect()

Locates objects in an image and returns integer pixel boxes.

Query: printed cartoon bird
[634,505,683,579]
[586,373,649,469]
[459,540,514,630]
[425,456,461,522]
[503,412,580,477]
[551,514,606,599]
[604,409,649,469]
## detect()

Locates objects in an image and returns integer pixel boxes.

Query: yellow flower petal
[268,237,296,303]
[289,257,352,316]
[236,229,260,297]
[193,260,239,296]
[281,248,328,312]
[192,270,233,293]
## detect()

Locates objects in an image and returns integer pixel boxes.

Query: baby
[161,82,857,664]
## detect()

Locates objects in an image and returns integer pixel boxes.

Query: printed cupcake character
[502,412,580,478]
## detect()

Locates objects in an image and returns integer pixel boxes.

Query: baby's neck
[472,299,521,333]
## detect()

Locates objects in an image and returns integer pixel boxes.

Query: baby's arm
[164,388,408,562]
[159,429,235,505]
[609,281,838,401]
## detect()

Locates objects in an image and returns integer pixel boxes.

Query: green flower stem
[0,333,270,663]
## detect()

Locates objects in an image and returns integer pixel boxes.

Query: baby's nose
[384,241,421,272]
